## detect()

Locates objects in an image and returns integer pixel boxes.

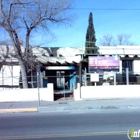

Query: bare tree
[0,0,74,88]
[117,34,135,45]
[99,34,115,46]
[99,34,135,46]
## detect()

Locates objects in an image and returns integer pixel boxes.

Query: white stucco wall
[81,85,140,99]
[73,83,81,100]
[133,60,140,74]
[0,83,54,102]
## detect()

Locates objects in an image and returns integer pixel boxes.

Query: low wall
[0,83,53,102]
[81,85,140,99]
[73,83,81,100]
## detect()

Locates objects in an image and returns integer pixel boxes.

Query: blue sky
[32,0,140,47]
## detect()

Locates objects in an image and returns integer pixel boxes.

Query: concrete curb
[38,105,140,113]
[0,108,38,113]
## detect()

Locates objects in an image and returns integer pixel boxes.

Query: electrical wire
[69,8,140,11]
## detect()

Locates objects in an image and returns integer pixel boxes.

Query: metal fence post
[79,61,82,86]
[114,72,116,85]
[63,76,65,98]
[126,68,129,85]
[84,67,87,86]
[36,64,40,107]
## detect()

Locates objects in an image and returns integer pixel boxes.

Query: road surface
[0,109,139,140]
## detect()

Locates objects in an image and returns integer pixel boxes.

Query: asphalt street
[0,134,128,140]
[0,109,139,140]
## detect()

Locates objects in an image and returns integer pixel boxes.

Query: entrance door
[56,71,65,89]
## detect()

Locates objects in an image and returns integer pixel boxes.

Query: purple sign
[88,56,120,72]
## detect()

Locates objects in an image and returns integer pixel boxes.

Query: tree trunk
[25,31,34,88]
[18,59,28,88]
[7,28,29,88]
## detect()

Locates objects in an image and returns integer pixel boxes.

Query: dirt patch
[54,93,73,101]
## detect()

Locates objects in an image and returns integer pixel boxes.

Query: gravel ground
[57,97,74,101]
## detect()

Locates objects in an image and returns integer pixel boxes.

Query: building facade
[0,45,140,89]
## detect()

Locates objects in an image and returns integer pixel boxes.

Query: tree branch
[22,17,29,30]
[8,0,32,22]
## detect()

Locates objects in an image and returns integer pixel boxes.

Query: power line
[70,8,140,11]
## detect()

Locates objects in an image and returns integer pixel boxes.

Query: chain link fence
[1,71,140,89]
[0,74,79,90]
[83,72,140,86]
[0,75,38,89]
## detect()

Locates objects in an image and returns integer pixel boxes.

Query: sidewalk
[0,98,140,113]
